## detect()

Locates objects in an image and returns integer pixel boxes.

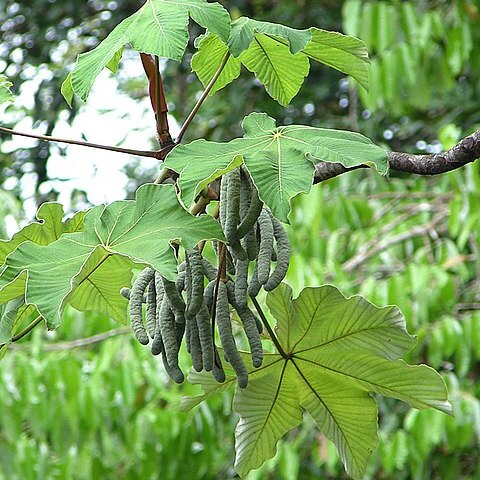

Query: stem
[176,52,231,144]
[0,315,44,348]
[0,126,161,158]
[250,295,288,358]
[154,55,162,137]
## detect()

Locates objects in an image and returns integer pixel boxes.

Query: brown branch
[314,128,480,183]
[0,126,164,159]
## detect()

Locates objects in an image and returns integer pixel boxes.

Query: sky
[1,55,179,234]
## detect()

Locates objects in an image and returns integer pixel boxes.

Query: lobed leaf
[165,112,388,222]
[191,18,369,105]
[0,184,224,329]
[183,283,451,479]
[63,0,231,103]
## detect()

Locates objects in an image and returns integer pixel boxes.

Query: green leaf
[0,297,24,343]
[228,17,312,57]
[192,19,369,104]
[186,283,451,479]
[191,33,242,96]
[302,28,370,91]
[0,184,224,329]
[165,112,388,222]
[65,0,231,102]
[239,33,310,106]
[0,76,14,104]
[0,203,86,265]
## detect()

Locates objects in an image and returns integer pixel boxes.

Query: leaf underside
[165,112,388,223]
[0,184,224,329]
[183,283,451,479]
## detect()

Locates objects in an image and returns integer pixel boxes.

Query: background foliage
[1,0,479,479]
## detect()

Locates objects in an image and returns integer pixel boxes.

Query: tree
[0,1,479,479]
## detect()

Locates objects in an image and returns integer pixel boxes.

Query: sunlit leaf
[184,283,451,479]
[165,112,388,222]
[0,203,86,265]
[192,18,369,103]
[0,184,224,329]
[63,0,231,102]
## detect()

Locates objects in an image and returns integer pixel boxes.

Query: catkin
[188,316,203,372]
[216,282,249,388]
[195,303,214,371]
[185,248,205,317]
[264,212,291,291]
[256,209,274,284]
[159,295,180,368]
[146,279,157,339]
[129,268,155,345]
[234,258,249,309]
[225,281,263,367]
[235,170,263,241]
[224,169,241,244]
[161,276,186,323]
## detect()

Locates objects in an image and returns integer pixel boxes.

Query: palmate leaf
[62,0,230,104]
[191,17,369,105]
[0,184,224,329]
[165,112,388,222]
[0,205,86,342]
[0,76,14,104]
[183,283,451,479]
[0,203,86,265]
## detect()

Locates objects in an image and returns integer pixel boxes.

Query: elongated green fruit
[237,306,263,367]
[247,262,262,298]
[256,209,274,284]
[235,172,263,240]
[175,319,186,348]
[204,280,215,312]
[225,281,264,356]
[162,347,185,384]
[159,295,180,368]
[161,276,186,323]
[196,303,214,371]
[121,287,146,302]
[216,282,248,388]
[186,248,205,317]
[146,279,157,339]
[264,213,291,291]
[234,258,249,309]
[243,228,258,261]
[176,271,186,293]
[212,349,226,383]
[202,258,217,282]
[228,239,247,261]
[130,268,155,345]
[219,175,228,231]
[224,168,241,244]
[151,298,164,356]
[188,316,203,372]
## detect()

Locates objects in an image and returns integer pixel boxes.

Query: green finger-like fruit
[264,213,291,291]
[196,303,214,371]
[186,248,205,317]
[234,258,249,309]
[256,209,274,285]
[146,279,157,339]
[159,296,179,368]
[130,268,155,345]
[224,168,241,244]
[216,282,248,388]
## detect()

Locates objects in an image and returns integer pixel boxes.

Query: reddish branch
[314,127,480,183]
